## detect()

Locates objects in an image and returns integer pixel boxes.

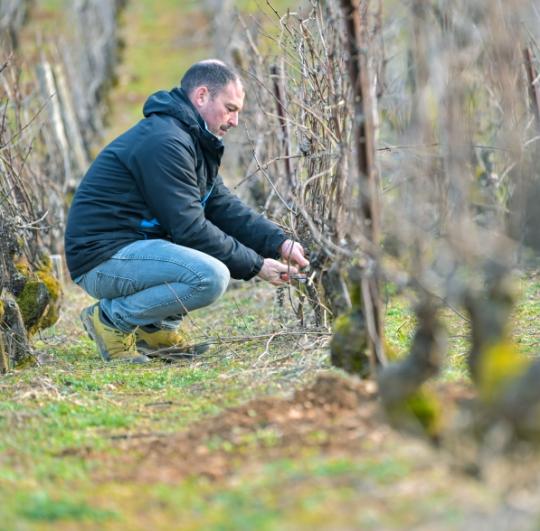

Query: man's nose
[228,112,239,127]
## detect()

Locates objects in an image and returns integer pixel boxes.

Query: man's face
[191,80,245,138]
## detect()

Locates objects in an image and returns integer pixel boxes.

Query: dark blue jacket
[64,88,286,280]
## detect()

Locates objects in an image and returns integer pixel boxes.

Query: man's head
[181,60,244,138]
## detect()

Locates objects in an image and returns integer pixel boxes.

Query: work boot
[80,304,149,364]
[135,326,209,356]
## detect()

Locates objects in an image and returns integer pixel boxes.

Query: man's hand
[257,258,299,286]
[279,239,310,269]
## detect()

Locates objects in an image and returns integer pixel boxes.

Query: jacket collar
[171,88,224,164]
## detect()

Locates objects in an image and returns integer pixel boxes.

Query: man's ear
[191,86,210,109]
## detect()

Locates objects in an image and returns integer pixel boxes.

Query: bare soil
[101,374,385,483]
[99,374,479,486]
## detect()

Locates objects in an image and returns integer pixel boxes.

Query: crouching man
[65,59,308,363]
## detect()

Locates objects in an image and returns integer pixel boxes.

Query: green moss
[14,257,31,278]
[330,311,370,377]
[344,265,365,310]
[404,388,442,439]
[349,283,363,309]
[15,236,25,251]
[385,387,443,440]
[14,354,38,370]
[37,253,52,270]
[478,339,529,403]
[36,269,62,329]
[333,313,353,334]
[14,254,62,335]
[16,280,47,335]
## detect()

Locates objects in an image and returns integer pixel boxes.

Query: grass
[19,491,118,524]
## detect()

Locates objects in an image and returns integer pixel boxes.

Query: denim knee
[200,259,230,305]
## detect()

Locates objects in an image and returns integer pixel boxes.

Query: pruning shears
[279,272,309,283]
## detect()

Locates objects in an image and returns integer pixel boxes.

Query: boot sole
[137,341,210,357]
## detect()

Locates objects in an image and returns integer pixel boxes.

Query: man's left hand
[279,239,310,269]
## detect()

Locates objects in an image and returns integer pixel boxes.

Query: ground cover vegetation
[1,0,539,529]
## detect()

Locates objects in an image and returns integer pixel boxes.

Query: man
[65,60,309,363]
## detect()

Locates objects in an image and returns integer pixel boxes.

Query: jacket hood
[142,87,224,155]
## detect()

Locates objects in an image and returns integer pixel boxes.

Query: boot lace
[111,328,137,352]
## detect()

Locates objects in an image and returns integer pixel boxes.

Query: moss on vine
[14,253,62,336]
[330,311,370,377]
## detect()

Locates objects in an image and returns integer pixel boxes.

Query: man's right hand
[257,258,299,286]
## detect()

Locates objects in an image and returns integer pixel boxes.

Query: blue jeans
[75,239,230,332]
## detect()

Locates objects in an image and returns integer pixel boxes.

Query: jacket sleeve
[205,176,287,258]
[129,134,264,280]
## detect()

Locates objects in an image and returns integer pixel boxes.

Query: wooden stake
[339,0,386,370]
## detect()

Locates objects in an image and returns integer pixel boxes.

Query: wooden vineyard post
[270,64,294,191]
[339,0,386,371]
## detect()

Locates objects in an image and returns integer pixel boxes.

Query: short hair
[180,60,241,97]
